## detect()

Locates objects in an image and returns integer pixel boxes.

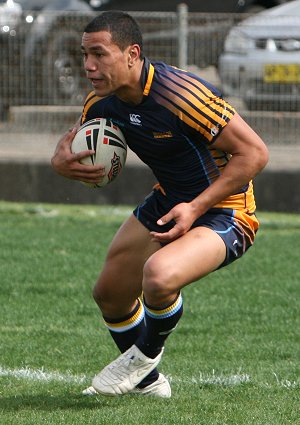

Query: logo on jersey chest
[129,114,142,126]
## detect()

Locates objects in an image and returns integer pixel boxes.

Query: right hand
[51,127,106,185]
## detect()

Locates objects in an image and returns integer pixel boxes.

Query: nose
[84,55,97,73]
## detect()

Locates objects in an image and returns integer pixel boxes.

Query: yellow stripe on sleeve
[81,91,101,124]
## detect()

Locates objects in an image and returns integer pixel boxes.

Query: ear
[128,45,140,67]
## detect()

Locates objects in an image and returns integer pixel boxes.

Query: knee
[92,280,110,310]
[92,280,124,317]
[143,255,176,301]
[92,274,140,318]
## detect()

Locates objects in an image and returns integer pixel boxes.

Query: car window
[14,0,91,11]
[15,0,49,10]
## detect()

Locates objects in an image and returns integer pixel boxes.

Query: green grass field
[0,201,299,425]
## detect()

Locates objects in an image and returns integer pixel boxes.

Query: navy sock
[103,298,159,388]
[136,293,183,359]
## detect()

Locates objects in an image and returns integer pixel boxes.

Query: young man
[51,11,268,398]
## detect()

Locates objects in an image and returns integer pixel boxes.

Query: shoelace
[106,352,141,375]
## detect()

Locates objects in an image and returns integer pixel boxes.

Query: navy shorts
[133,189,259,268]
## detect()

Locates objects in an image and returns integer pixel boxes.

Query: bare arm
[151,113,269,243]
[190,112,269,214]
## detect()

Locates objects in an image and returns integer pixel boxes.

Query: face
[81,31,133,98]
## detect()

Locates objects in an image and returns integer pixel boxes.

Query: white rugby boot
[83,373,171,398]
[130,373,171,398]
[82,386,98,396]
[84,345,163,396]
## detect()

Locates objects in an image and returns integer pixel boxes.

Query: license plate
[264,64,300,83]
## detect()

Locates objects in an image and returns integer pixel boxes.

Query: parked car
[0,0,93,112]
[88,1,292,70]
[86,0,288,13]
[218,0,300,111]
[0,0,293,115]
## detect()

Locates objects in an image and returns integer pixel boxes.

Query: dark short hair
[84,11,144,58]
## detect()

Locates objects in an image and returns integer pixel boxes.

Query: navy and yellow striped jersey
[81,57,256,213]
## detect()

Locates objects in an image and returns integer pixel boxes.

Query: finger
[79,176,105,184]
[70,169,106,183]
[72,163,106,175]
[72,149,97,161]
[66,127,77,142]
[150,227,181,243]
[69,120,80,132]
[157,212,174,226]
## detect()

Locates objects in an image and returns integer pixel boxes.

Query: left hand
[150,202,199,243]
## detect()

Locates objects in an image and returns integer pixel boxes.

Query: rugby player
[51,11,269,398]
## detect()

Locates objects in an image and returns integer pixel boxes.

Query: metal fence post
[177,3,188,69]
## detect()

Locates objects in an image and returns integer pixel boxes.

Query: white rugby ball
[71,118,127,188]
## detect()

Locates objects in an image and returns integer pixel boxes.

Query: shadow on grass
[0,393,119,412]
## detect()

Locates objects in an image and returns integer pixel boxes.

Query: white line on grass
[1,366,298,389]
[171,370,251,386]
[272,372,300,389]
[0,366,87,384]
[0,365,249,387]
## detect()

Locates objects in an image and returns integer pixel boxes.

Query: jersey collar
[141,57,155,97]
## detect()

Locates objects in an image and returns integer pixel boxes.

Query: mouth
[88,76,111,94]
[90,78,101,86]
[87,76,104,87]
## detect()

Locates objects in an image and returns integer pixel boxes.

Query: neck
[116,59,144,105]
[118,90,144,105]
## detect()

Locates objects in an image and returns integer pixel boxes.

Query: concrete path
[0,131,299,172]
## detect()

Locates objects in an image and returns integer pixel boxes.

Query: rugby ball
[72,118,127,188]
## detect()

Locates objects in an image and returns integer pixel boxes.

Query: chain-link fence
[0,5,299,148]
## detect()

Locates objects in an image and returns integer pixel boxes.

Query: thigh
[94,214,161,316]
[144,226,226,299]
